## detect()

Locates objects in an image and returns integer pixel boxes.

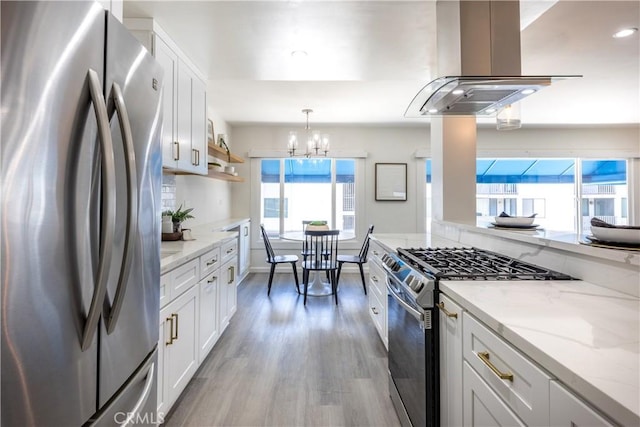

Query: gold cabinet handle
[171,313,179,342]
[228,265,235,284]
[206,257,218,266]
[437,302,458,319]
[173,141,179,160]
[373,250,379,256]
[226,248,234,254]
[208,276,217,284]
[477,351,514,381]
[371,307,379,315]
[244,226,249,236]
[165,316,174,345]
[371,276,378,282]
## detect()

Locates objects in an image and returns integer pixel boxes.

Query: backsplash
[161,174,176,211]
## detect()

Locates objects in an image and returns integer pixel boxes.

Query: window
[426,158,629,233]
[260,158,356,236]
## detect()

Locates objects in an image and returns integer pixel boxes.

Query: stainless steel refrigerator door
[1,2,108,425]
[98,14,163,408]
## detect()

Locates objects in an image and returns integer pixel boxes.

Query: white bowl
[591,226,640,244]
[494,216,535,227]
[224,166,235,174]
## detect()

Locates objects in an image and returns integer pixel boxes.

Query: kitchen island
[371,226,639,427]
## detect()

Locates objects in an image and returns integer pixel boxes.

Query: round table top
[280,231,356,241]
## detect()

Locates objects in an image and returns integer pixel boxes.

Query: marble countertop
[197,217,250,232]
[161,230,238,274]
[370,232,639,426]
[441,280,639,427]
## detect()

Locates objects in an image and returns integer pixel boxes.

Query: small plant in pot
[162,204,194,233]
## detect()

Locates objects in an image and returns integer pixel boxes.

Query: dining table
[280,230,355,296]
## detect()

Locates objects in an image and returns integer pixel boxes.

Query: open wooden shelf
[206,170,244,182]
[168,168,244,182]
[208,143,244,163]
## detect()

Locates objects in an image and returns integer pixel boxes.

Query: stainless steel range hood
[405,1,580,118]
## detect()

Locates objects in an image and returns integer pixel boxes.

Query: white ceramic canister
[162,215,173,233]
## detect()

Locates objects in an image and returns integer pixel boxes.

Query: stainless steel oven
[380,247,574,427]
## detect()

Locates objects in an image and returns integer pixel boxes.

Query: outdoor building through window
[260,158,356,238]
[425,158,629,233]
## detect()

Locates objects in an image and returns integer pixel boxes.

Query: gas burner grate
[398,247,574,281]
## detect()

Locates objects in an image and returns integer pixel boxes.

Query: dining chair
[260,224,300,296]
[336,224,374,295]
[301,229,340,305]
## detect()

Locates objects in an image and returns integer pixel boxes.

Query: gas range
[380,246,574,309]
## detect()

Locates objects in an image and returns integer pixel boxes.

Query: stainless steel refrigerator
[1,2,163,425]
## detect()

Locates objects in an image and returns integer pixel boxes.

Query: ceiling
[123,1,640,127]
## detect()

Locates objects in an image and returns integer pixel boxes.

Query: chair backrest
[358,224,375,261]
[303,229,340,269]
[260,224,276,262]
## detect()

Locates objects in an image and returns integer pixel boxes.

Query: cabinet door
[439,294,463,427]
[157,308,170,415]
[239,221,251,277]
[463,362,525,427]
[165,285,199,409]
[198,273,219,364]
[190,75,207,175]
[549,381,614,427]
[368,289,386,348]
[154,36,178,169]
[219,259,237,332]
[176,59,194,172]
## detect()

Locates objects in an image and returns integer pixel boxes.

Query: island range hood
[405,1,580,117]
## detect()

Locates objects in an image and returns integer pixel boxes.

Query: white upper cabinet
[124,18,207,175]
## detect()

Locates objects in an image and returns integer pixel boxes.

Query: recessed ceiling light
[452,89,464,95]
[485,108,496,114]
[521,89,536,95]
[291,50,308,58]
[428,109,438,114]
[613,28,638,38]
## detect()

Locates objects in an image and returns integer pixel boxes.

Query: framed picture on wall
[207,119,215,146]
[375,163,407,201]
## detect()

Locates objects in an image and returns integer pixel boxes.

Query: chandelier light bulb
[287,109,329,157]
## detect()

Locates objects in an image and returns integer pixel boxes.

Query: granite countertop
[371,232,640,426]
[161,230,238,273]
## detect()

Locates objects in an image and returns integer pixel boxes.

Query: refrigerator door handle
[82,69,117,351]
[126,361,155,425]
[105,81,139,334]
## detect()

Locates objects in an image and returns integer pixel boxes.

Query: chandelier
[287,109,330,157]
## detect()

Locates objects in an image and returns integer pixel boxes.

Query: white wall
[228,123,639,271]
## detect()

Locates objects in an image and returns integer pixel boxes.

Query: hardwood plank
[164,273,400,427]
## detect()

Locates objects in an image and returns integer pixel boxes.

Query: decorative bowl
[591,226,640,245]
[494,216,536,227]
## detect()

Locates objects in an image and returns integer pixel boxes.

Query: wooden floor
[164,272,401,427]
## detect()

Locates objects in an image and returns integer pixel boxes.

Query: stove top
[397,247,574,281]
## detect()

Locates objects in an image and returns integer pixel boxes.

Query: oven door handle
[386,277,424,323]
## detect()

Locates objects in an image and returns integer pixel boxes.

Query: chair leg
[267,263,276,295]
[291,262,300,294]
[336,262,343,286]
[303,269,309,305]
[358,263,367,295]
[331,270,338,305]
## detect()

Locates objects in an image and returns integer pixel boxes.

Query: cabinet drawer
[200,246,221,278]
[368,258,386,299]
[368,241,386,265]
[170,258,199,299]
[549,381,614,427]
[221,239,238,264]
[463,312,552,426]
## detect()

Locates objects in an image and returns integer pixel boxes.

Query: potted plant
[162,204,195,232]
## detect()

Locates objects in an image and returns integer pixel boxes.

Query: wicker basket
[161,232,183,241]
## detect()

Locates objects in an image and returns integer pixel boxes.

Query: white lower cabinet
[549,381,615,427]
[367,243,387,348]
[438,294,463,427]
[463,361,525,426]
[158,236,237,420]
[158,285,199,415]
[198,271,220,364]
[219,257,237,332]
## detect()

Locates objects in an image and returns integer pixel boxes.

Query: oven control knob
[409,278,424,292]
